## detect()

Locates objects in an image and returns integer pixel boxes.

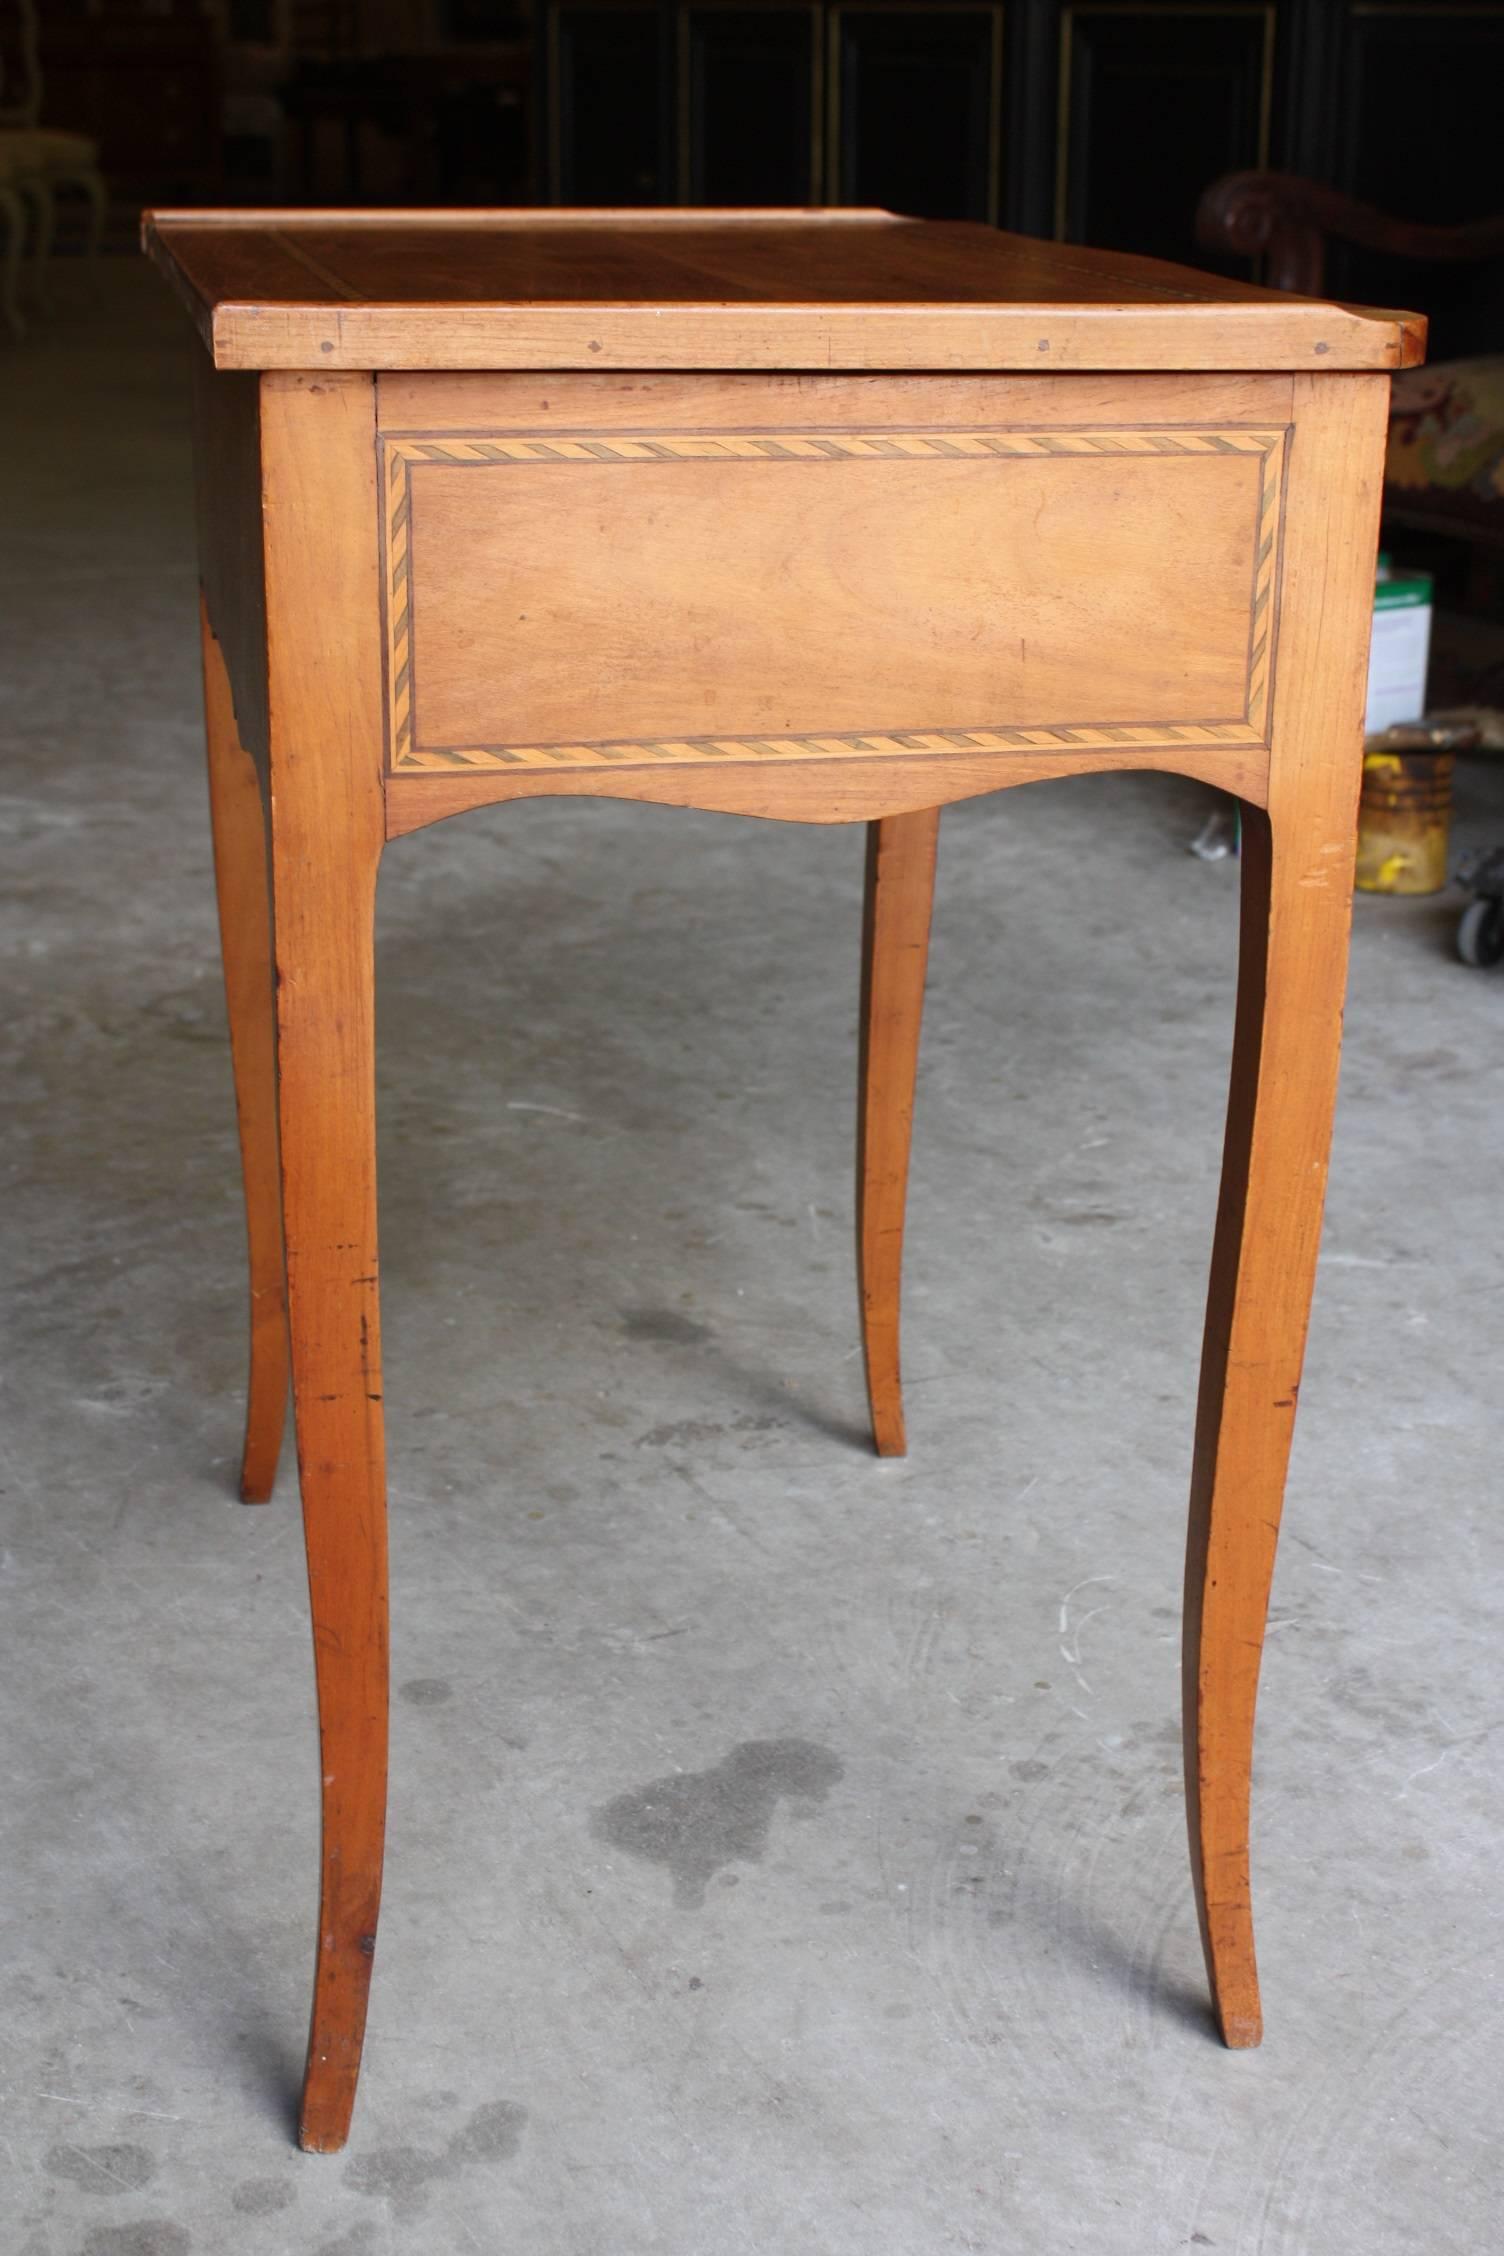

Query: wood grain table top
[143,206,1424,374]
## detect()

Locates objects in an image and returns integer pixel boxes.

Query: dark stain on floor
[45,2143,156,2195]
[313,2225,378,2256]
[230,2177,296,2215]
[80,2228,190,2256]
[343,2099,527,2221]
[619,1306,714,1347]
[636,1410,781,1451]
[593,1738,845,1908]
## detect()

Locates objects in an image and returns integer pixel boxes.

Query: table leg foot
[857,809,940,1458]
[201,597,289,1505]
[1183,800,1353,2050]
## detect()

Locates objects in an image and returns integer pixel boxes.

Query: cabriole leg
[856,808,940,1457]
[1183,372,1387,2046]
[201,597,289,1503]
[257,369,389,2152]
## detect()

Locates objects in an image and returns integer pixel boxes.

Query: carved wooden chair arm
[1196,170,1504,296]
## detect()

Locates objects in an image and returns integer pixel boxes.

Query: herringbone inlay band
[380,427,1288,774]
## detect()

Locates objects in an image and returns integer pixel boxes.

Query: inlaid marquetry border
[379,426,1287,774]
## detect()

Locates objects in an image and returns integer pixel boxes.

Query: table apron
[360,371,1296,835]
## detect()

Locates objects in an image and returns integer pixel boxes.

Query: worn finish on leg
[1183,374,1390,2047]
[857,808,940,1457]
[259,370,389,2153]
[200,596,288,1503]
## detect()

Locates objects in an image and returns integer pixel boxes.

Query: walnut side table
[145,207,1422,2153]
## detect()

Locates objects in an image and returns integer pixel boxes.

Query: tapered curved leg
[857,808,940,1456]
[1183,373,1386,2048]
[258,371,390,2154]
[277,820,386,2152]
[277,825,386,2150]
[201,598,289,1503]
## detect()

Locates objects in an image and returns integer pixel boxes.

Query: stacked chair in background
[0,0,107,339]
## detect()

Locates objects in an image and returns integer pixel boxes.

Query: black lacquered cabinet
[542,0,1504,286]
[545,0,1004,218]
[1329,3,1504,360]
[548,3,673,200]
[830,5,1002,219]
[686,7,820,204]
[1056,5,1273,267]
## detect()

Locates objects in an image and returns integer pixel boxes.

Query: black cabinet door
[830,5,1002,221]
[549,3,672,202]
[1335,3,1504,361]
[1059,5,1272,269]
[686,6,820,203]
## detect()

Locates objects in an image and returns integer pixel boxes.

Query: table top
[144,207,1424,376]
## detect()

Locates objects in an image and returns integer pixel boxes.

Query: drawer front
[381,421,1284,776]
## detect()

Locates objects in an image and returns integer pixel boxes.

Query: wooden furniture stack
[146,204,1421,2152]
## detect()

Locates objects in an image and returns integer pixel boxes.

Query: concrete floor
[3,265,1501,2256]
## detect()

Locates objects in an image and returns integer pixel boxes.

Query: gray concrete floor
[3,264,1502,2256]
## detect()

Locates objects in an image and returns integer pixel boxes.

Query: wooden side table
[145,208,1422,2153]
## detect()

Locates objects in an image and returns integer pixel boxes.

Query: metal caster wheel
[1457,895,1504,968]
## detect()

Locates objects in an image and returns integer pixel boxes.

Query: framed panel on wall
[1057,3,1274,268]
[681,5,821,204]
[827,3,1004,223]
[548,3,673,202]
[1341,1,1504,218]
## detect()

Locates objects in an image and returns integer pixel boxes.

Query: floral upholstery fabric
[1388,356,1504,505]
